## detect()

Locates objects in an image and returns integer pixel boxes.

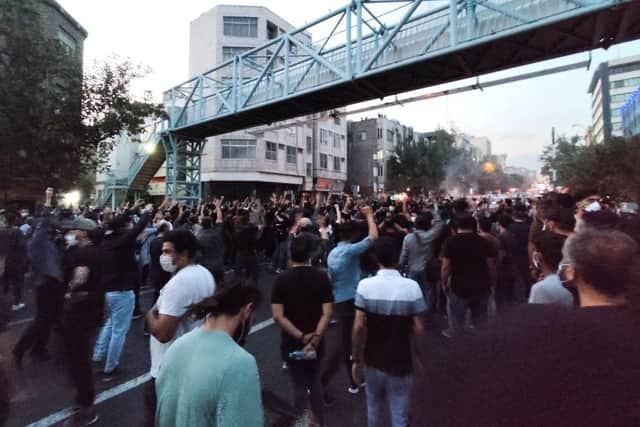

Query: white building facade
[588,55,640,145]
[189,5,347,198]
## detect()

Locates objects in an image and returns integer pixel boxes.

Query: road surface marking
[24,318,275,427]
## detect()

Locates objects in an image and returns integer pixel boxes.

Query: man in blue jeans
[325,205,378,395]
[352,236,425,427]
[93,202,154,379]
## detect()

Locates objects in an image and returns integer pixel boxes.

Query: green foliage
[541,135,640,200]
[386,130,459,192]
[0,0,164,194]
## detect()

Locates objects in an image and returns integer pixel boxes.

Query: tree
[386,129,459,193]
[0,0,164,198]
[541,135,640,200]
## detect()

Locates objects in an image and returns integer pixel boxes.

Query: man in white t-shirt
[145,230,215,426]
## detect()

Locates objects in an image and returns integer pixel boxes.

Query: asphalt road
[3,266,452,427]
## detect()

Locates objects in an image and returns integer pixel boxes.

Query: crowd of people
[0,186,639,427]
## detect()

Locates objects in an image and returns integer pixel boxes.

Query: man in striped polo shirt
[351,236,426,427]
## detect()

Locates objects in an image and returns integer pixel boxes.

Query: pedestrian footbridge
[97,0,640,206]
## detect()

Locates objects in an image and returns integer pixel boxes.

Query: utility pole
[550,126,557,186]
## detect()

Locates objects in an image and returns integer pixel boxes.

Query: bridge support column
[162,133,205,206]
[450,0,458,46]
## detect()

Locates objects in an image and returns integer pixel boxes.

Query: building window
[386,130,394,143]
[306,136,312,153]
[223,46,255,62]
[57,28,77,55]
[378,164,384,176]
[221,139,256,159]
[286,146,297,164]
[306,162,312,177]
[333,133,341,148]
[360,131,367,141]
[267,21,278,40]
[320,154,328,169]
[377,128,382,139]
[320,129,330,145]
[223,16,258,38]
[265,142,277,161]
[333,156,341,171]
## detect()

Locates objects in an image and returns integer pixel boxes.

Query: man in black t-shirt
[441,215,497,338]
[418,228,640,427]
[271,234,334,425]
[60,217,105,427]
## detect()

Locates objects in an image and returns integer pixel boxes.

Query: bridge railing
[164,0,617,133]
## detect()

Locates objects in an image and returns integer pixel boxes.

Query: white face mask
[159,254,177,273]
[65,233,78,247]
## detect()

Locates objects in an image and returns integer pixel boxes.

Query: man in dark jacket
[14,188,65,365]
[92,202,152,379]
[197,199,225,286]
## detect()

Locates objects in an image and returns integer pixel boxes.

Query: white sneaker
[348,382,366,394]
[12,303,25,312]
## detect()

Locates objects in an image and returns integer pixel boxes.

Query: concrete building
[189,5,346,198]
[347,115,414,195]
[455,133,493,162]
[588,55,640,145]
[504,166,537,183]
[1,0,87,208]
[621,86,640,138]
[37,0,87,62]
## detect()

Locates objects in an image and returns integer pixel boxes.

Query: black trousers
[62,316,97,407]
[321,299,356,388]
[14,282,64,357]
[143,378,157,427]
[1,271,23,305]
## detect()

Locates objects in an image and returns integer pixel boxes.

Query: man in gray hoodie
[399,209,444,316]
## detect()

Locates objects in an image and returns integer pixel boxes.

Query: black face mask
[232,316,251,347]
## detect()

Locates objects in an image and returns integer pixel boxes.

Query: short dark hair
[456,215,477,231]
[453,198,470,214]
[189,285,259,319]
[372,236,400,268]
[564,229,639,297]
[157,222,171,235]
[532,231,566,270]
[290,234,311,263]
[415,213,433,231]
[548,207,576,232]
[201,217,213,230]
[581,211,619,230]
[478,217,493,233]
[163,230,199,259]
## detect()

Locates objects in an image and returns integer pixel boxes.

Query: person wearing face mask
[155,285,262,427]
[59,218,104,427]
[419,228,640,427]
[527,231,572,307]
[145,230,215,427]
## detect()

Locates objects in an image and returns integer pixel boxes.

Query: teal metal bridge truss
[101,0,639,205]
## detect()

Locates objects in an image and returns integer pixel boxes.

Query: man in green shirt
[155,286,263,427]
